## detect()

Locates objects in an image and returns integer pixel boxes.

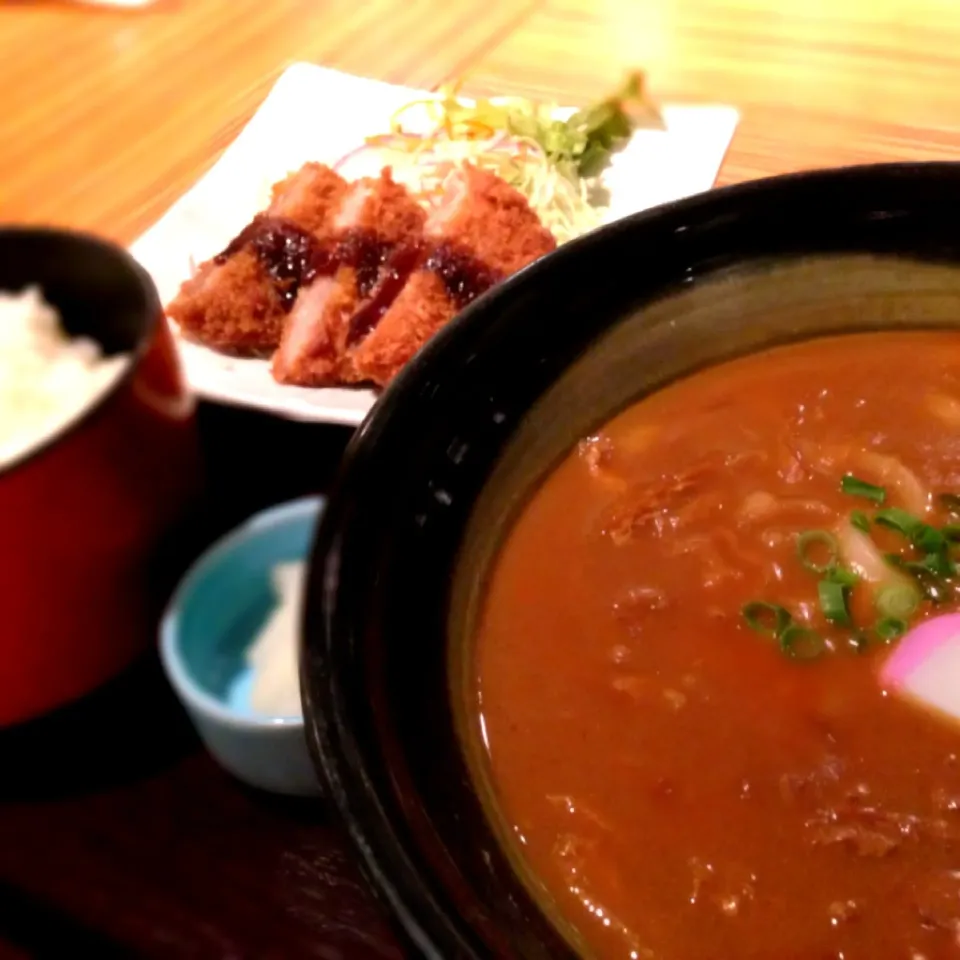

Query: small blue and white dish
[160,496,324,797]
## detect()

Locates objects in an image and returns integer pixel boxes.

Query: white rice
[0,286,130,469]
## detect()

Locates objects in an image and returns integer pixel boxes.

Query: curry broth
[473,331,960,959]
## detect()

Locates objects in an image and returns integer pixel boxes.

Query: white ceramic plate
[130,63,739,425]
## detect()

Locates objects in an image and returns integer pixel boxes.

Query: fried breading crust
[167,162,557,387]
[267,162,351,232]
[271,171,427,385]
[167,164,348,355]
[344,165,556,386]
[167,249,285,357]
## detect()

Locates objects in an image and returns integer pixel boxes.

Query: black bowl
[301,163,960,958]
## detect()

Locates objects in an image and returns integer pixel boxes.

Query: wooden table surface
[3,0,960,245]
[3,0,960,957]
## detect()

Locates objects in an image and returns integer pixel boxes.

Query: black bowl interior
[302,163,960,959]
[0,227,159,356]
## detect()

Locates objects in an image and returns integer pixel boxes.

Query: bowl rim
[0,226,163,478]
[303,160,960,958]
[160,495,325,731]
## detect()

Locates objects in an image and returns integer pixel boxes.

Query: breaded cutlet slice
[271,170,426,386]
[341,164,556,387]
[266,162,350,232]
[166,163,349,356]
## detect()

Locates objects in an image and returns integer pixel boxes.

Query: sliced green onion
[911,568,949,603]
[826,567,860,588]
[850,510,871,533]
[873,509,948,557]
[875,617,908,643]
[875,582,921,620]
[890,550,957,580]
[887,555,953,603]
[939,493,960,517]
[779,625,826,660]
[742,602,792,637]
[796,530,840,573]
[874,507,924,539]
[921,550,956,579]
[885,553,922,573]
[913,525,947,553]
[818,579,852,626]
[841,475,886,504]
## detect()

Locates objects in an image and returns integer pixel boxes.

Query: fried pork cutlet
[166,163,348,356]
[271,170,426,385]
[266,162,350,234]
[342,165,557,387]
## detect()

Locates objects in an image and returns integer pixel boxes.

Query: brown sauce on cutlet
[214,214,395,310]
[335,232,395,298]
[346,241,503,346]
[215,216,319,310]
[345,243,423,346]
[216,217,397,308]
[217,217,505,341]
[423,242,503,309]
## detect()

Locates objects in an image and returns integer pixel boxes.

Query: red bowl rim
[0,227,164,479]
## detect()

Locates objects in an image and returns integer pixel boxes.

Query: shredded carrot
[365,132,424,153]
[459,119,495,140]
[352,79,607,244]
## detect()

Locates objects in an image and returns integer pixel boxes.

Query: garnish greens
[875,617,909,642]
[796,530,839,573]
[875,582,921,620]
[451,71,665,182]
[742,481,960,661]
[742,601,793,637]
[818,579,852,626]
[348,73,664,245]
[779,625,826,661]
[740,601,827,661]
[874,507,927,540]
[840,474,886,504]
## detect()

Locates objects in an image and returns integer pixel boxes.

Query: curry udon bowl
[303,162,960,959]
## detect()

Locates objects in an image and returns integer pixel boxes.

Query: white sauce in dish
[246,561,306,718]
[0,286,130,469]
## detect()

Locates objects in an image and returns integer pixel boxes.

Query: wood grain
[464,0,960,185]
[3,0,960,244]
[0,0,539,243]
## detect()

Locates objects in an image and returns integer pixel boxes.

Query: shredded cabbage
[365,133,603,244]
[343,74,662,245]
